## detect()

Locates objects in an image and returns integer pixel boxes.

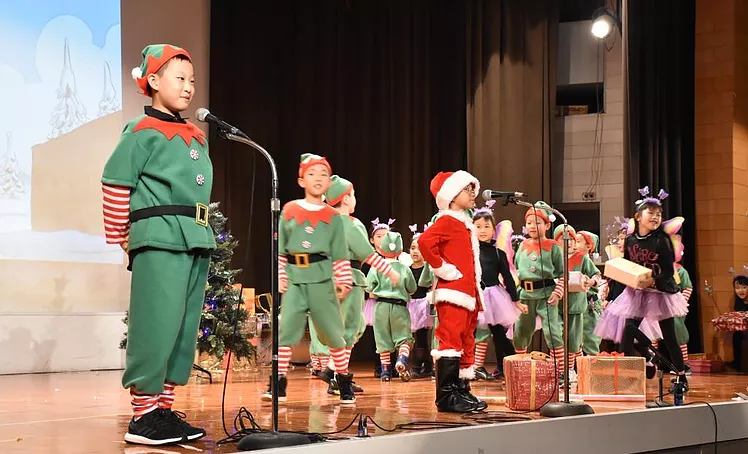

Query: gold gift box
[604,257,652,289]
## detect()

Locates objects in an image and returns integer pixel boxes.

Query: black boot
[435,358,480,413]
[336,373,357,404]
[457,378,488,411]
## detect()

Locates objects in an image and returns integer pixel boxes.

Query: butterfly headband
[728,265,748,276]
[635,186,669,210]
[409,223,429,240]
[473,200,496,217]
[371,217,396,234]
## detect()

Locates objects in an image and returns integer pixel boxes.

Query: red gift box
[689,354,725,374]
[503,352,559,411]
[712,311,748,332]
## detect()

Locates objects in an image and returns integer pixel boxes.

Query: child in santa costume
[576,231,606,356]
[472,203,521,381]
[102,44,212,446]
[367,231,417,381]
[407,224,435,378]
[261,154,355,404]
[417,170,487,413]
[512,202,566,376]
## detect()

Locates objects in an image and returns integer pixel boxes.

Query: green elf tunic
[583,282,603,355]
[367,232,417,354]
[101,107,215,394]
[674,265,693,346]
[562,252,601,354]
[513,238,564,349]
[277,200,351,350]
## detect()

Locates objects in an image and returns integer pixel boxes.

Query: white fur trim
[459,365,476,380]
[432,261,463,281]
[435,171,480,210]
[431,349,462,359]
[428,288,476,311]
[131,66,143,80]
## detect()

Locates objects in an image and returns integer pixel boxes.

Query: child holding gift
[367,231,417,381]
[418,170,487,413]
[594,187,689,389]
[512,202,566,376]
[576,231,606,356]
[472,203,521,381]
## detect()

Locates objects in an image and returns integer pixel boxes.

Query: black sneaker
[260,375,288,402]
[124,408,186,446]
[162,409,206,441]
[474,366,494,381]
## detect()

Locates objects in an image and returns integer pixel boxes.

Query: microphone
[481,189,526,201]
[195,108,248,138]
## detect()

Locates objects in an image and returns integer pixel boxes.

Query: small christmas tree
[49,39,87,139]
[120,203,254,362]
[0,132,27,198]
[98,61,119,116]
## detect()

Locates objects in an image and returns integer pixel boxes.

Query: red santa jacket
[418,210,482,312]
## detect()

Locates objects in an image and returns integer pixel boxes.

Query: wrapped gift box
[712,311,748,332]
[689,354,725,374]
[504,352,558,411]
[604,258,652,289]
[576,354,646,400]
[568,271,585,293]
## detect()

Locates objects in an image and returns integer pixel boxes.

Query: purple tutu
[594,287,688,342]
[479,285,521,329]
[639,318,663,341]
[407,297,433,331]
[363,298,376,327]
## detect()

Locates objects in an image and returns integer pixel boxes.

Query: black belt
[351,260,362,270]
[520,279,556,292]
[130,203,209,226]
[285,253,328,268]
[377,297,407,307]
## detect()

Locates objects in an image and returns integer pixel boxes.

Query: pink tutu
[639,318,663,341]
[363,298,376,327]
[407,297,433,331]
[479,285,521,328]
[594,287,687,342]
[506,315,542,339]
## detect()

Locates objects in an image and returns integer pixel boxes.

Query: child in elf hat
[472,203,521,381]
[102,44,213,445]
[595,187,689,390]
[672,234,693,374]
[576,231,606,356]
[407,224,436,378]
[363,217,395,378]
[512,202,566,376]
[261,154,355,404]
[417,171,487,413]
[552,225,599,381]
[367,231,417,381]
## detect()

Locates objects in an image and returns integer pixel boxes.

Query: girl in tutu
[594,187,689,388]
[407,224,435,378]
[472,202,521,380]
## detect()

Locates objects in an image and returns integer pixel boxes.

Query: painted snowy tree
[0,132,26,198]
[49,39,87,139]
[98,61,119,116]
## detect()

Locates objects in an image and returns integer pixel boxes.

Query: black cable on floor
[461,410,533,424]
[685,401,719,453]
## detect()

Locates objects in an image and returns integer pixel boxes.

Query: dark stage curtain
[466,0,559,230]
[626,0,699,351]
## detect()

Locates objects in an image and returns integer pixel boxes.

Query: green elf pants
[674,315,689,346]
[513,299,563,350]
[308,318,330,357]
[565,313,584,354]
[308,285,366,353]
[583,307,602,355]
[475,326,492,343]
[122,249,210,394]
[279,280,346,349]
[373,301,413,353]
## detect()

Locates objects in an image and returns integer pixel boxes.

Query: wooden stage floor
[1,365,747,454]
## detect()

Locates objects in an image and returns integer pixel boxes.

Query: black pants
[734,331,746,372]
[488,324,515,370]
[621,317,685,373]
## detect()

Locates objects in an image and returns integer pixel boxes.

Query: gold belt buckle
[294,253,310,268]
[195,203,209,227]
[523,281,534,292]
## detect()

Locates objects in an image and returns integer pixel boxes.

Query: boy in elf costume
[417,171,487,413]
[367,231,417,381]
[673,234,693,372]
[576,231,605,356]
[102,44,213,445]
[261,154,356,404]
[513,202,566,375]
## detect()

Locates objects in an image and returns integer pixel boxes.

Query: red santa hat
[429,171,480,211]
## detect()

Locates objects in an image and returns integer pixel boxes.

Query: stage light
[591,8,617,39]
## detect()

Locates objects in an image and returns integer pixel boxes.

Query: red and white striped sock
[573,350,583,370]
[474,342,488,368]
[158,382,176,410]
[344,348,352,367]
[131,389,160,420]
[310,354,321,371]
[514,347,528,355]
[680,344,689,364]
[278,346,293,375]
[398,344,410,358]
[380,352,392,366]
[551,347,565,375]
[330,348,349,374]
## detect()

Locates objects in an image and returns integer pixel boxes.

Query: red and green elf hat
[524,201,556,224]
[299,153,332,177]
[578,230,599,252]
[325,175,353,206]
[377,231,404,258]
[131,44,192,96]
[553,224,576,242]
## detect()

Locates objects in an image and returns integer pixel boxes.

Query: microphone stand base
[646,399,674,408]
[238,432,315,451]
[540,401,595,418]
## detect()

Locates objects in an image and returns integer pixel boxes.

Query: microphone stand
[215,130,311,450]
[511,200,594,418]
